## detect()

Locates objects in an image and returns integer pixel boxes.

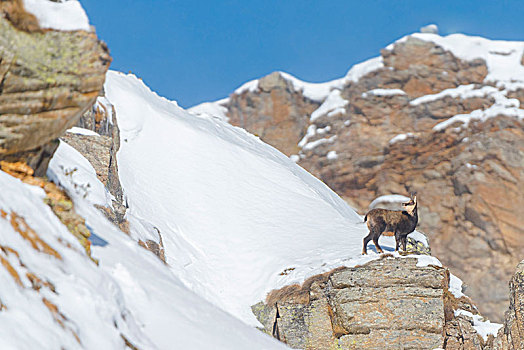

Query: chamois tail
[363,214,368,223]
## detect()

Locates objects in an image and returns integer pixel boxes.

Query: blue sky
[82,1,524,108]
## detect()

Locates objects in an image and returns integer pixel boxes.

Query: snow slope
[105,71,427,326]
[46,142,286,350]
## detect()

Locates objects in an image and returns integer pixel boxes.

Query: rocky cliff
[252,255,504,350]
[494,259,524,350]
[191,30,524,322]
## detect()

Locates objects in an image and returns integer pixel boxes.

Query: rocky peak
[227,72,320,155]
[259,71,295,92]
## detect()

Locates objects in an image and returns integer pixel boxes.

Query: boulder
[0,1,110,175]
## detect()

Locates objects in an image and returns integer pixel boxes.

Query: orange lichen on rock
[26,272,56,293]
[0,254,23,287]
[42,297,81,343]
[10,212,62,259]
[0,160,34,178]
[0,161,92,258]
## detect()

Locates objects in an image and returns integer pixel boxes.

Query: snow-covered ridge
[104,71,449,329]
[22,0,90,31]
[390,32,524,83]
[231,57,384,102]
[187,97,230,122]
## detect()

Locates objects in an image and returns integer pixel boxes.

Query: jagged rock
[227,72,320,155]
[254,257,500,350]
[493,260,524,350]
[0,1,110,174]
[254,258,450,350]
[63,96,126,230]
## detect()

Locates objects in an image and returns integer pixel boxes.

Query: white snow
[234,79,259,94]
[455,310,502,341]
[326,151,338,160]
[66,127,99,136]
[188,98,230,122]
[410,84,498,106]
[302,135,337,151]
[47,141,287,350]
[389,133,415,145]
[433,89,523,131]
[310,89,348,121]
[344,56,384,83]
[50,141,112,207]
[449,273,465,298]
[22,0,90,31]
[362,88,406,98]
[104,70,438,328]
[369,194,410,209]
[415,255,442,267]
[420,24,439,34]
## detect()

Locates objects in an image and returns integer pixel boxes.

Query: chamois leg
[372,234,384,254]
[362,232,373,255]
[394,231,400,252]
[402,236,408,252]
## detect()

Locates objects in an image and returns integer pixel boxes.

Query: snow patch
[369,194,410,209]
[188,98,230,122]
[66,127,99,136]
[433,89,523,131]
[389,133,415,145]
[302,135,336,151]
[326,151,338,160]
[454,310,502,341]
[344,56,384,83]
[22,0,90,31]
[362,88,406,98]
[311,90,348,121]
[410,84,498,106]
[449,273,465,298]
[420,24,439,34]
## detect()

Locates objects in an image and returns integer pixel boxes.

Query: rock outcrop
[494,260,524,350]
[200,34,524,321]
[62,96,127,232]
[253,256,495,350]
[227,72,320,155]
[0,0,111,175]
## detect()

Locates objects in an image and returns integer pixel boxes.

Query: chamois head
[401,195,417,214]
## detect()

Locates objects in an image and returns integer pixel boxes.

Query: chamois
[362,195,418,255]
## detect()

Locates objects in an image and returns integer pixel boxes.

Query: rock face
[494,260,524,350]
[205,35,524,322]
[253,257,493,350]
[62,96,127,231]
[227,72,320,155]
[0,1,111,175]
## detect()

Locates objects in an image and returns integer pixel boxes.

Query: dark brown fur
[362,195,418,254]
